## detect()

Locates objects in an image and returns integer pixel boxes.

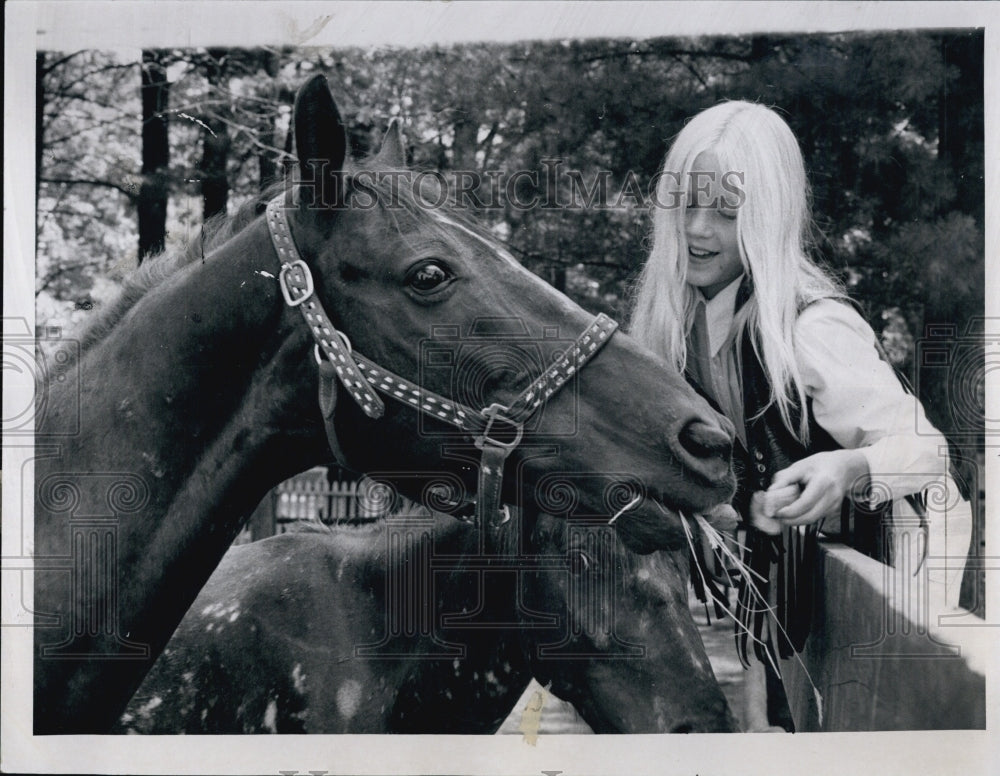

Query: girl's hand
[766,449,870,527]
[749,485,801,535]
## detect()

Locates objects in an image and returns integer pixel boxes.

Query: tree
[199,48,231,220]
[36,50,141,327]
[139,50,170,261]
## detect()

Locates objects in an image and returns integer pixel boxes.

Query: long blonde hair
[629,101,845,442]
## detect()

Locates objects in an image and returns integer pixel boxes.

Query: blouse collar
[696,275,744,357]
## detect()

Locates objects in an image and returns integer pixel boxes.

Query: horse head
[519,511,738,732]
[272,74,735,553]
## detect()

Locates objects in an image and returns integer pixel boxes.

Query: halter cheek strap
[266,196,619,527]
[267,202,387,419]
[316,359,352,468]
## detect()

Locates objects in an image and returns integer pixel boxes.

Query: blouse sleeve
[793,299,951,503]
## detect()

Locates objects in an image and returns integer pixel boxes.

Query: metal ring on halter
[336,330,353,353]
[312,331,354,365]
[475,404,523,451]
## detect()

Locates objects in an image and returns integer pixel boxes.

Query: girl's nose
[685,207,712,238]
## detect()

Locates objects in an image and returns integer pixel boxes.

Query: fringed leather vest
[687,278,842,666]
[735,297,842,666]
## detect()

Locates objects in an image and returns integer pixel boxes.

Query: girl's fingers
[751,513,783,535]
[776,477,842,524]
[749,492,782,534]
[774,478,826,521]
[768,460,811,490]
[766,450,871,527]
[764,484,802,508]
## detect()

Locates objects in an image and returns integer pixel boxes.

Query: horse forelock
[351,161,511,266]
[490,513,522,558]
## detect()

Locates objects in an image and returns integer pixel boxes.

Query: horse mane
[74,180,287,357]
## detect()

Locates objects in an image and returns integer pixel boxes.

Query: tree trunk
[138,50,170,262]
[36,52,46,251]
[938,30,984,224]
[255,49,280,193]
[36,53,46,207]
[934,30,985,617]
[550,264,567,294]
[451,113,481,172]
[201,48,230,220]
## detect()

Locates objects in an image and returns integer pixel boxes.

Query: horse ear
[374,118,406,168]
[293,75,347,209]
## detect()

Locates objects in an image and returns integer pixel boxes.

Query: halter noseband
[266,197,619,528]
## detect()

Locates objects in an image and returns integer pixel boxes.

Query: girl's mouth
[688,246,719,260]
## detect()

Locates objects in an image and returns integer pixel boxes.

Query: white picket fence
[235,467,429,544]
[274,475,379,526]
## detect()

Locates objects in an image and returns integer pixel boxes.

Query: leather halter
[265,196,618,527]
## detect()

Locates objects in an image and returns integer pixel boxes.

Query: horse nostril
[678,419,733,462]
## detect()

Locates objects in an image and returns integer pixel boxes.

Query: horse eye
[405,261,453,294]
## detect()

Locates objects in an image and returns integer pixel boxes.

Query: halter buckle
[475,403,523,451]
[279,260,314,307]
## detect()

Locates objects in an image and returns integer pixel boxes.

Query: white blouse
[698,280,952,503]
[698,278,970,611]
[794,298,953,502]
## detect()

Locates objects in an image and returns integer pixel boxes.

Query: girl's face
[683,150,743,300]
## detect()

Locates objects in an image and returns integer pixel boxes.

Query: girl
[630,101,971,731]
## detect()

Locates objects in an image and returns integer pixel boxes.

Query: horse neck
[61,220,316,474]
[34,217,328,730]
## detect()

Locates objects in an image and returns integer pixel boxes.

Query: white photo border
[4,2,998,774]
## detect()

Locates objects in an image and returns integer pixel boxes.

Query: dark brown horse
[34,75,734,733]
[120,508,736,733]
